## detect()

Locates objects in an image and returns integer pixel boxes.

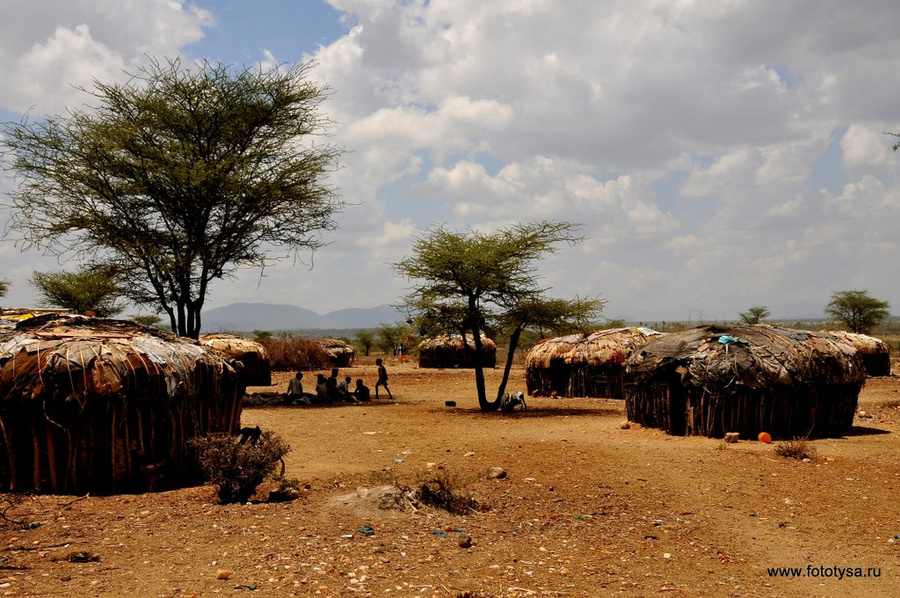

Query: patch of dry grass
[774,437,817,461]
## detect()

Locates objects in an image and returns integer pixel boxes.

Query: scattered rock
[620,420,632,429]
[724,432,740,443]
[486,466,507,479]
[66,551,100,563]
[216,569,231,580]
[458,536,472,548]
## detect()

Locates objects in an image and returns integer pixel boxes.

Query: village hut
[820,330,891,377]
[0,315,242,494]
[625,324,866,440]
[317,338,356,367]
[525,327,664,399]
[418,334,498,369]
[200,333,272,386]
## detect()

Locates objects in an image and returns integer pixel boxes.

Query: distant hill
[200,303,405,333]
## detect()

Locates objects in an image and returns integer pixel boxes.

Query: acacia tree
[354,330,376,356]
[825,290,890,334]
[376,321,414,355]
[739,305,770,325]
[2,58,342,338]
[395,221,602,412]
[30,266,125,317]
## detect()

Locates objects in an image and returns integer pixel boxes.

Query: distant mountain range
[200,303,406,333]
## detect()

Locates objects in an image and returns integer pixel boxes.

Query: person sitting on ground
[375,358,393,399]
[314,373,330,404]
[286,371,312,405]
[354,378,371,401]
[325,368,340,401]
[337,375,356,402]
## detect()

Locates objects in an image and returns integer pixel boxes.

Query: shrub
[774,437,817,461]
[192,429,290,503]
[257,333,332,371]
[415,469,481,514]
[0,492,34,530]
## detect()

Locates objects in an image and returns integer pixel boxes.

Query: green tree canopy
[2,58,342,338]
[395,221,603,411]
[354,330,376,356]
[376,322,414,355]
[739,306,770,325]
[30,266,125,317]
[824,290,890,334]
[131,314,163,328]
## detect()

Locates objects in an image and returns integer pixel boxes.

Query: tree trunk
[495,326,523,402]
[471,323,501,412]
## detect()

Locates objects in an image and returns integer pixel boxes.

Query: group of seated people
[286,368,370,405]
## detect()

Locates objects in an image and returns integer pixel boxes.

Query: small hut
[625,324,865,440]
[418,334,497,369]
[525,327,664,399]
[0,315,242,494]
[200,333,272,386]
[820,330,891,377]
[317,338,355,367]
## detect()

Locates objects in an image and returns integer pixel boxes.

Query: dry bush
[258,333,332,371]
[775,437,817,461]
[414,469,481,515]
[191,429,291,504]
[0,492,35,530]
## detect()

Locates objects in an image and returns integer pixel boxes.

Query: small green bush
[192,429,290,503]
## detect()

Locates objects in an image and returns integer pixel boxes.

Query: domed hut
[625,324,865,440]
[0,315,242,494]
[820,330,891,377]
[525,327,664,399]
[317,338,355,367]
[418,334,497,369]
[200,333,272,386]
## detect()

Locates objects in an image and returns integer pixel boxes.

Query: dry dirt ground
[2,359,899,597]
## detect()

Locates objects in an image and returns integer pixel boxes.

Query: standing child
[375,358,393,399]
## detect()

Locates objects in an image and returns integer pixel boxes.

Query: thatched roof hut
[200,333,272,386]
[820,330,891,377]
[525,327,664,398]
[0,315,242,494]
[418,334,497,369]
[625,324,865,440]
[317,338,355,367]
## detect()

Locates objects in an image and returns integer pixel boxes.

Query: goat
[500,391,527,412]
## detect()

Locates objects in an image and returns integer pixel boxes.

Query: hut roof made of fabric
[200,333,268,359]
[0,314,235,403]
[626,324,865,388]
[819,330,890,356]
[526,327,664,368]
[418,334,497,351]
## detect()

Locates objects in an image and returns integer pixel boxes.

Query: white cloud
[0,0,211,114]
[6,0,900,321]
[840,123,900,175]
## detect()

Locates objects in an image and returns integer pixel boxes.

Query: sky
[1,0,900,323]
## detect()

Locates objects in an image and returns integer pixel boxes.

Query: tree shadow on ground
[434,405,624,419]
[844,425,891,437]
